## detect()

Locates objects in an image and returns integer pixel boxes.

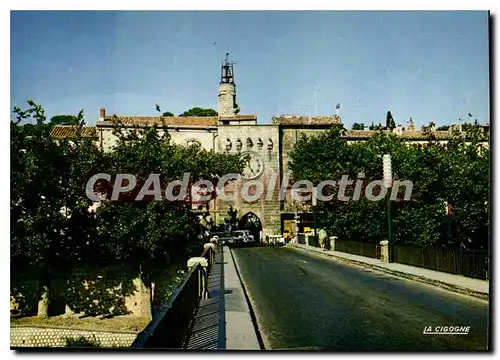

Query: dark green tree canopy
[11,100,246,319]
[180,107,218,117]
[155,105,218,117]
[288,123,489,250]
[50,115,80,126]
[386,111,396,130]
[352,123,366,130]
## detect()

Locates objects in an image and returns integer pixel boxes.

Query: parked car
[233,230,248,246]
[267,234,285,246]
[247,234,256,246]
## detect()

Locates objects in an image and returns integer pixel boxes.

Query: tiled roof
[51,125,97,138]
[273,115,342,126]
[101,116,218,127]
[219,114,257,121]
[399,130,453,139]
[344,130,377,138]
[344,130,458,140]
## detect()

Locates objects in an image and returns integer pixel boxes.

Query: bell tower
[218,53,240,117]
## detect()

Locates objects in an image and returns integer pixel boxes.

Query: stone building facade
[51,56,489,238]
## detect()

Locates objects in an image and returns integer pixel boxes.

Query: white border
[3,3,497,360]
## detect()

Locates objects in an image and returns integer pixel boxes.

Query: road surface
[231,246,489,351]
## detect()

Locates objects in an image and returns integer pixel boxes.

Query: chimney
[99,108,105,121]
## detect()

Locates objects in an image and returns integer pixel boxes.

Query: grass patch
[11,314,149,333]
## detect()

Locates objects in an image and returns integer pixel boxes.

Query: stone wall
[218,83,237,117]
[216,125,281,236]
[10,326,137,348]
[11,275,153,318]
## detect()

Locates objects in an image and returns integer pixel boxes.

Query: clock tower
[218,53,240,117]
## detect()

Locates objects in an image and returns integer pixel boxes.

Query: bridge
[131,239,489,351]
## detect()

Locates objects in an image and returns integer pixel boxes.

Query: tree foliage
[11,102,104,316]
[11,101,245,319]
[155,105,218,117]
[50,115,80,126]
[437,125,450,131]
[289,124,489,250]
[386,111,396,130]
[351,123,365,130]
[180,107,218,117]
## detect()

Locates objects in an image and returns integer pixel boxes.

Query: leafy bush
[11,100,246,319]
[289,124,489,250]
[65,335,101,348]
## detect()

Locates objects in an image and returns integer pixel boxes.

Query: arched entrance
[238,212,263,243]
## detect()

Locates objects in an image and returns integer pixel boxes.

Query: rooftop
[344,129,454,139]
[272,115,342,126]
[50,125,98,138]
[99,115,219,127]
[218,114,258,121]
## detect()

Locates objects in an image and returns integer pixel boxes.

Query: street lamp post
[383,154,393,262]
[312,186,318,239]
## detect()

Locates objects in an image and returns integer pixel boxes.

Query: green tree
[351,123,365,130]
[180,107,218,117]
[94,122,245,319]
[11,101,112,317]
[288,122,489,250]
[50,115,80,126]
[11,102,74,316]
[11,101,247,320]
[386,111,396,130]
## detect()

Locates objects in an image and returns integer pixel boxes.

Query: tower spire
[220,52,235,85]
[218,53,239,117]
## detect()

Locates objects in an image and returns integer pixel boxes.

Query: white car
[247,234,256,245]
[267,235,285,246]
[232,230,255,247]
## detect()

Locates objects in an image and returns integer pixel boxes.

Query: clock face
[241,151,264,180]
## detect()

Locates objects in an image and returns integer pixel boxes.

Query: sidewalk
[184,248,225,350]
[222,246,261,350]
[290,243,489,300]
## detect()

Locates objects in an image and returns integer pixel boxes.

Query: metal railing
[394,245,489,280]
[297,233,317,246]
[131,246,217,349]
[334,240,379,259]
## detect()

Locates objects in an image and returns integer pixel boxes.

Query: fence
[297,233,318,247]
[131,245,217,349]
[334,240,379,259]
[393,245,489,280]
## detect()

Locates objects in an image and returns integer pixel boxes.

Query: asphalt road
[231,246,489,351]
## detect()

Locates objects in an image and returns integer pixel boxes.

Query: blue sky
[11,11,489,128]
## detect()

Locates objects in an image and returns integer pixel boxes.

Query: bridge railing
[131,245,217,349]
[335,239,379,259]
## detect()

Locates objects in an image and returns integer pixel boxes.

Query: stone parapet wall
[11,326,137,348]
